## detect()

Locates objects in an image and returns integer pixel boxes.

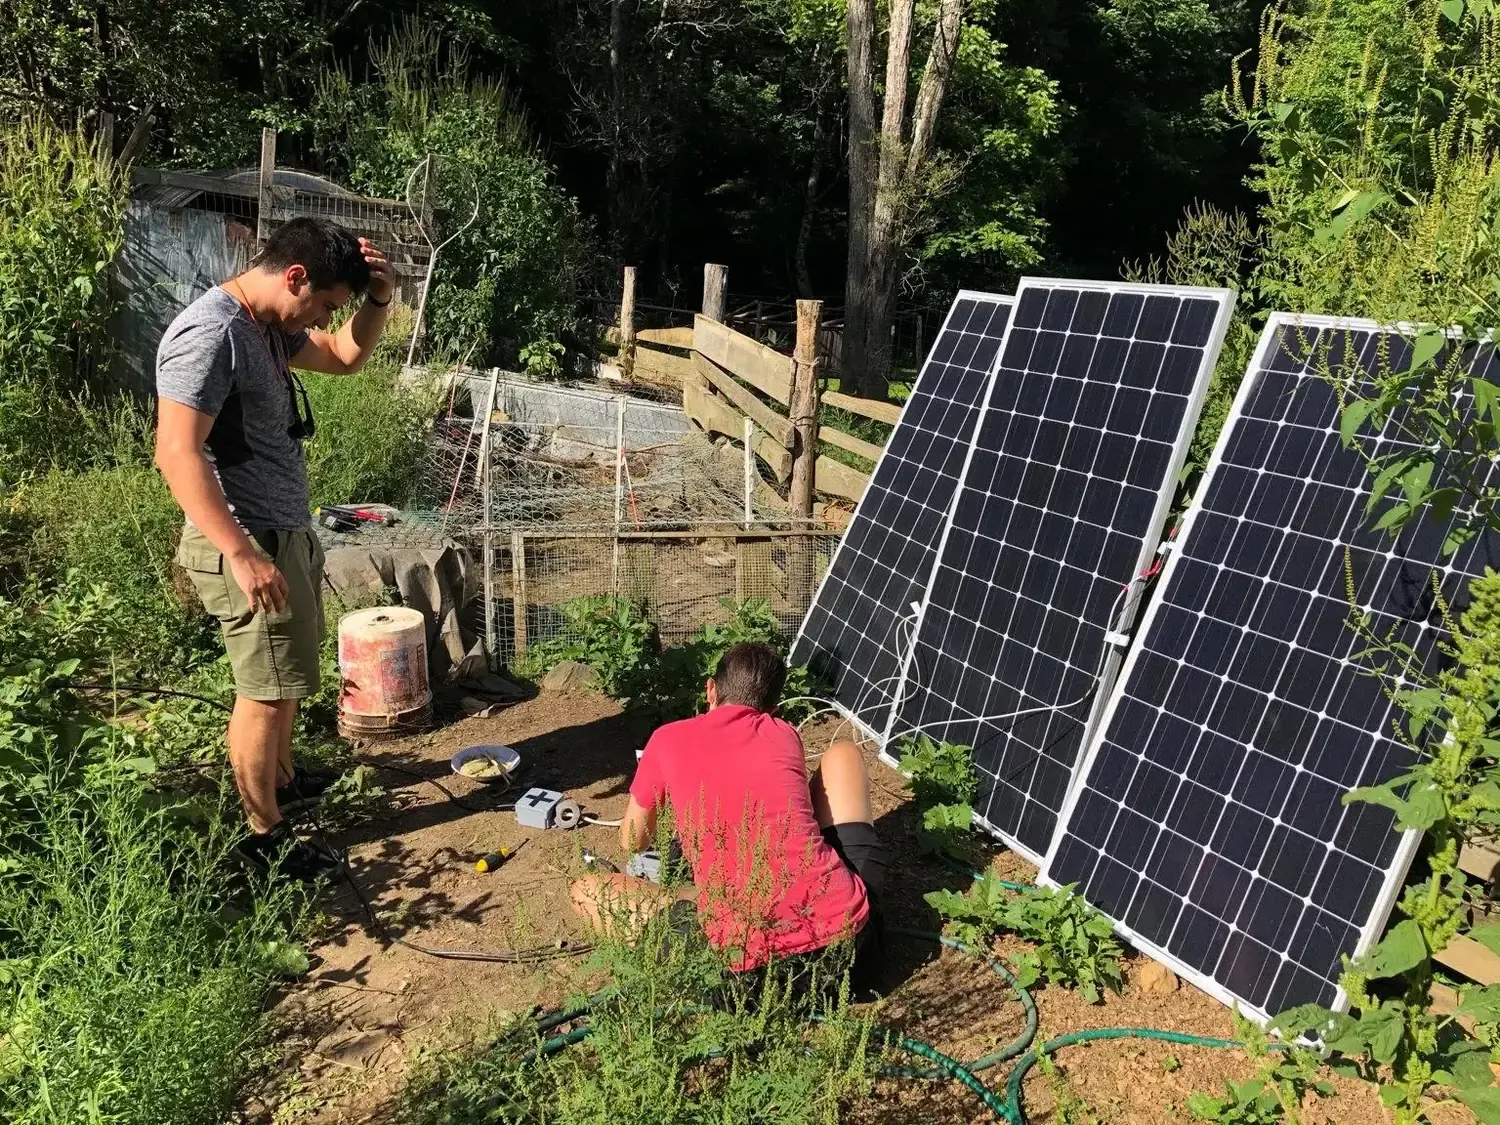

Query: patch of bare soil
[239,710,1477,1125]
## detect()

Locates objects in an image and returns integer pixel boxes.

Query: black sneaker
[236,821,343,884]
[276,765,341,813]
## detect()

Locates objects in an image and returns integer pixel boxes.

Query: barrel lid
[340,606,426,632]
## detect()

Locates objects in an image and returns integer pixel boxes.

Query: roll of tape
[554,798,583,830]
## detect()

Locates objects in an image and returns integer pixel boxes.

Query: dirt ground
[236,697,1478,1125]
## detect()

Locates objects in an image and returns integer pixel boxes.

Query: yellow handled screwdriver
[475,839,525,873]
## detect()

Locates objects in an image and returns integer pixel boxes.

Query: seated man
[570,641,888,989]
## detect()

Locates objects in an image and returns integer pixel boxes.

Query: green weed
[17,463,219,680]
[892,733,977,856]
[397,896,872,1125]
[1037,1051,1102,1125]
[302,354,440,510]
[926,874,1125,1003]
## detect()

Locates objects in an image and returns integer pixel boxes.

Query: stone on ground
[540,660,599,693]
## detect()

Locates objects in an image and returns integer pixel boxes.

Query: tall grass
[0,115,128,482]
[399,895,872,1125]
[0,755,301,1125]
[0,579,304,1124]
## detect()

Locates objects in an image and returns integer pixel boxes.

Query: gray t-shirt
[156,286,312,531]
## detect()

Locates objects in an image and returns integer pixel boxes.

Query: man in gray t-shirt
[155,217,393,882]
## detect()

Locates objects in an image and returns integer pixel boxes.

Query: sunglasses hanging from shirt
[227,279,317,442]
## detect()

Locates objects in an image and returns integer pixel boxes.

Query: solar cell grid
[790,292,1013,740]
[886,279,1236,861]
[1043,313,1500,1020]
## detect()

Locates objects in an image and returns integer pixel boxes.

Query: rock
[1136,960,1180,993]
[541,660,598,693]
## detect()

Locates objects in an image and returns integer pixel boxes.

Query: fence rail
[607,263,902,514]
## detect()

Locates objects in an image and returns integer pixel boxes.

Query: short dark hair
[711,642,787,713]
[252,217,370,293]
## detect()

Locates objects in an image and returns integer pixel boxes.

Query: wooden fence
[612,263,902,515]
[1431,837,1500,1017]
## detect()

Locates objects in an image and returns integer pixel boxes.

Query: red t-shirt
[629,704,871,970]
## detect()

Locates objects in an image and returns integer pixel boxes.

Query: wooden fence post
[703,263,727,323]
[789,299,822,519]
[788,299,822,604]
[619,265,637,379]
[511,530,529,657]
[256,128,277,248]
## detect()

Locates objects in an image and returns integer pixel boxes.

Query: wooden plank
[694,354,794,447]
[694,315,793,404]
[257,129,277,246]
[814,454,870,503]
[821,425,883,463]
[134,165,261,200]
[1460,838,1500,883]
[634,348,696,387]
[510,531,528,655]
[683,380,793,481]
[822,390,903,425]
[1434,934,1500,986]
[638,326,695,348]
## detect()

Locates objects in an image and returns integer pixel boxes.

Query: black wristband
[365,292,391,308]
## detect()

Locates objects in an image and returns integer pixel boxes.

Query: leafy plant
[1188,1016,1332,1125]
[311,22,591,370]
[1186,1079,1286,1125]
[926,874,1125,1003]
[515,596,660,701]
[519,596,824,729]
[892,733,976,856]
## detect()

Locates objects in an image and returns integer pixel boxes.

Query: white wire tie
[1104,630,1131,647]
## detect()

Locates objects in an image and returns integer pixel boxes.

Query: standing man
[155,217,394,881]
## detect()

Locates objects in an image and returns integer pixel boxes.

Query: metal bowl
[450,743,522,784]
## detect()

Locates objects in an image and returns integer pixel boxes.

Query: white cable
[582,815,623,828]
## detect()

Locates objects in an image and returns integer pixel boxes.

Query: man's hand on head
[359,238,394,306]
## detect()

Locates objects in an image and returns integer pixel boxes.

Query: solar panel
[1042,313,1500,1020]
[884,279,1236,862]
[790,292,1013,740]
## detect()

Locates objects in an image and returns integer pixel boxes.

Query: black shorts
[822,822,888,990]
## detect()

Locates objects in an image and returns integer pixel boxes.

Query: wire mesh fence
[279,184,431,310]
[486,530,840,664]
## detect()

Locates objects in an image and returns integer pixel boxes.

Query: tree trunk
[794,115,826,298]
[843,0,878,398]
[607,0,626,247]
[844,0,965,402]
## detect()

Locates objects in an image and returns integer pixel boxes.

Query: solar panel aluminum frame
[881,277,1238,864]
[791,290,1015,749]
[1037,311,1430,1023]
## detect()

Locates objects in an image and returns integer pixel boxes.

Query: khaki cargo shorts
[177,524,326,701]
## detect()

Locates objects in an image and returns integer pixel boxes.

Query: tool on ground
[580,848,619,874]
[316,507,360,532]
[476,839,526,873]
[316,504,396,530]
